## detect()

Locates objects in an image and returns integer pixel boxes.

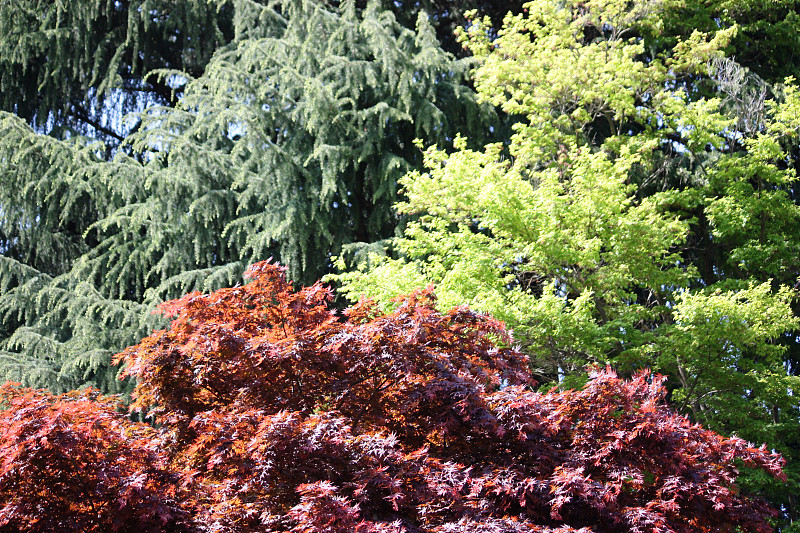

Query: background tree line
[1,0,799,527]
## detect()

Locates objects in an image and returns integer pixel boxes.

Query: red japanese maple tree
[0,384,190,532]
[0,261,787,532]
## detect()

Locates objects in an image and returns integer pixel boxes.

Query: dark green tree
[0,0,235,145]
[657,0,800,84]
[0,0,495,393]
[0,0,527,148]
[346,0,527,55]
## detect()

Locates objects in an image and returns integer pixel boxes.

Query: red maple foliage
[0,261,787,532]
[0,384,190,532]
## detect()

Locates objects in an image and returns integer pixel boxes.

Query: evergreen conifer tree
[0,0,235,145]
[0,0,495,393]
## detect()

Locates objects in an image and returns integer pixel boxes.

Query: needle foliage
[0,0,494,392]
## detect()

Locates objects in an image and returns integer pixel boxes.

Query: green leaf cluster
[332,0,800,520]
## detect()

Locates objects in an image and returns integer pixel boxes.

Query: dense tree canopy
[333,0,800,523]
[0,0,524,145]
[0,262,787,532]
[0,0,495,393]
[1,0,800,528]
[0,383,189,532]
[0,0,234,145]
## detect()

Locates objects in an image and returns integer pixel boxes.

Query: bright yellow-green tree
[333,0,800,523]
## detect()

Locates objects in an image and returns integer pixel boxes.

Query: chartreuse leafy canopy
[332,0,800,521]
